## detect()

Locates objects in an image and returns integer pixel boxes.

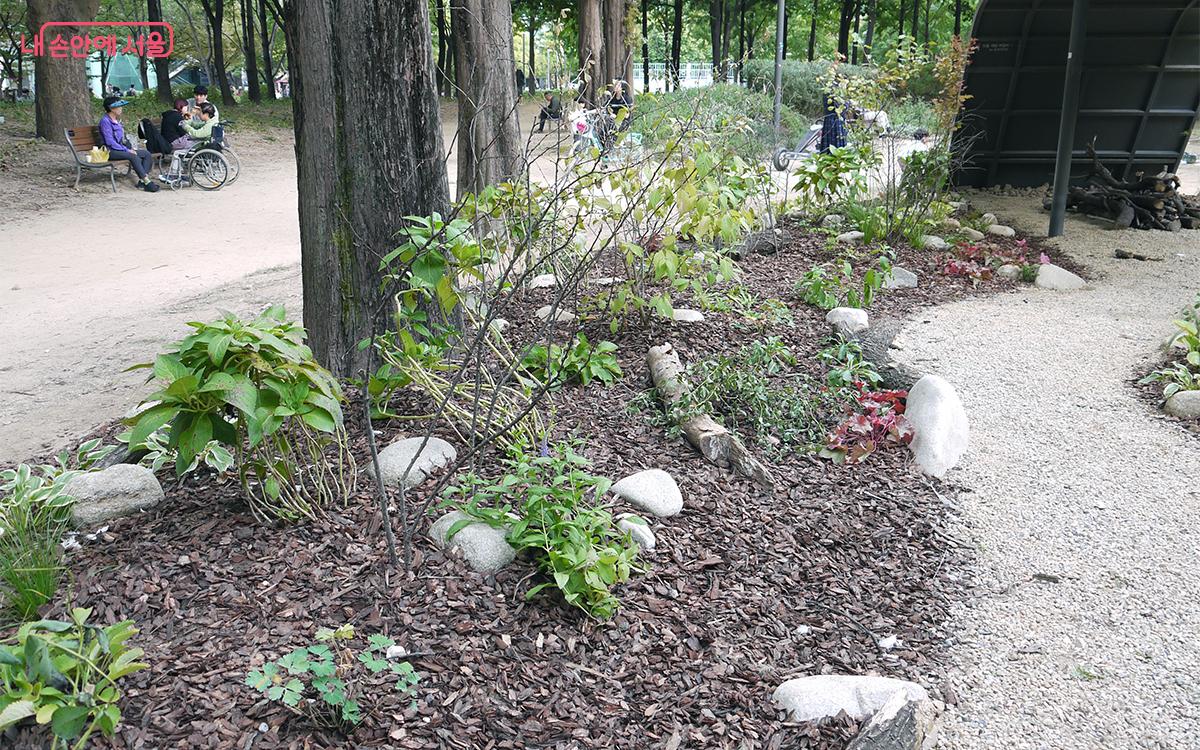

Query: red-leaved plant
[941,239,1047,284]
[822,384,914,464]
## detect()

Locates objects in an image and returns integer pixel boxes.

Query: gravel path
[893,198,1200,750]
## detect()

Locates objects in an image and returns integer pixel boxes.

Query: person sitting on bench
[161,98,193,151]
[98,96,160,193]
[536,91,563,133]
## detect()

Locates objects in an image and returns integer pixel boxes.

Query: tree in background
[578,0,602,100]
[238,0,260,101]
[27,0,99,140]
[197,0,234,106]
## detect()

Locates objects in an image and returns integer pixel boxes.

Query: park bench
[63,126,132,193]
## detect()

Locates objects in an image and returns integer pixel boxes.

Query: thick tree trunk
[258,0,277,98]
[436,0,450,95]
[200,0,236,106]
[669,0,682,90]
[148,0,173,102]
[910,0,919,39]
[719,0,733,79]
[922,0,930,45]
[528,20,537,94]
[642,0,649,91]
[603,0,632,87]
[284,0,451,377]
[836,0,857,58]
[954,0,962,36]
[708,0,722,77]
[451,0,522,200]
[808,0,818,61]
[240,0,261,101]
[579,0,603,102]
[864,0,877,51]
[28,0,100,141]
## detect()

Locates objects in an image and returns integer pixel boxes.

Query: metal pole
[772,0,786,129]
[1048,0,1089,237]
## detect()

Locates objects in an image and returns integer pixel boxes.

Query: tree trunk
[642,0,649,91]
[708,0,722,77]
[603,0,631,87]
[240,0,261,101]
[807,0,818,61]
[284,0,451,377]
[736,0,744,83]
[451,0,522,200]
[258,0,277,98]
[148,0,173,102]
[138,50,149,89]
[28,0,100,141]
[528,18,537,94]
[200,0,236,106]
[719,0,733,80]
[898,0,905,40]
[579,0,603,102]
[922,0,930,45]
[864,0,876,51]
[954,0,962,36]
[836,0,856,58]
[436,0,450,95]
[851,3,860,63]
[910,0,919,39]
[669,0,682,90]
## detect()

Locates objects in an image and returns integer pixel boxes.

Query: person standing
[98,96,160,192]
[188,85,221,123]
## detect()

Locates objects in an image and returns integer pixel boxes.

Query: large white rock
[826,307,869,335]
[535,305,576,323]
[429,511,516,573]
[996,264,1022,281]
[1035,263,1085,291]
[905,374,969,478]
[617,514,656,551]
[367,436,456,489]
[884,267,918,290]
[612,469,682,517]
[986,224,1016,237]
[961,227,985,242]
[836,230,866,244]
[1165,391,1200,419]
[773,675,929,723]
[918,235,949,251]
[980,212,997,226]
[529,274,557,289]
[670,308,705,323]
[821,214,844,228]
[66,464,164,527]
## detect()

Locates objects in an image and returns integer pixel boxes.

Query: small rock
[942,217,961,229]
[429,511,516,573]
[177,555,191,565]
[961,227,985,241]
[986,224,1016,237]
[617,514,656,551]
[997,264,1022,280]
[980,212,997,225]
[877,634,900,650]
[919,235,949,251]
[612,469,683,517]
[670,308,705,323]
[535,305,576,323]
[736,228,782,256]
[1165,391,1200,419]
[385,645,409,660]
[836,230,865,244]
[884,267,918,289]
[773,675,929,723]
[258,723,269,734]
[367,437,456,489]
[947,200,967,213]
[1035,263,1085,290]
[821,214,844,228]
[66,464,164,527]
[905,374,970,479]
[529,273,557,289]
[489,318,509,333]
[591,276,621,286]
[826,307,869,335]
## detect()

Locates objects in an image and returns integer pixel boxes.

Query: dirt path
[893,200,1200,749]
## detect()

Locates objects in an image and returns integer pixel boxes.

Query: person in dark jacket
[160,98,191,149]
[536,91,562,133]
[98,96,160,192]
[817,93,848,154]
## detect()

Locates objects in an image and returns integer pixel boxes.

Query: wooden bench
[64,126,132,193]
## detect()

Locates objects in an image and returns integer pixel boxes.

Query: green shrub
[444,443,643,620]
[521,334,622,390]
[795,255,892,310]
[634,84,806,157]
[0,608,147,747]
[1140,363,1200,400]
[818,337,883,390]
[742,60,876,117]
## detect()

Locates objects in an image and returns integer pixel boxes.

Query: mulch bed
[8,220,1060,749]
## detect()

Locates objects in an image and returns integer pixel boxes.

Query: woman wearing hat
[98,95,160,192]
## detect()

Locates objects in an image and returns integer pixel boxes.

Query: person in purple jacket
[98,95,160,192]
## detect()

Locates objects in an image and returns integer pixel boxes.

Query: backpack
[138,117,172,155]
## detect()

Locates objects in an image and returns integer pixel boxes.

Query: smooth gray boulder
[884,267,918,290]
[980,212,997,226]
[1165,391,1200,419]
[367,436,456,489]
[535,305,576,323]
[918,235,949,251]
[773,675,929,723]
[67,464,164,527]
[430,511,515,573]
[821,214,844,228]
[826,307,869,335]
[986,224,1016,237]
[961,227,985,242]
[529,273,557,289]
[905,374,969,478]
[612,469,682,517]
[941,217,961,230]
[617,514,656,551]
[1035,263,1085,291]
[670,308,705,323]
[836,230,866,244]
[996,264,1022,281]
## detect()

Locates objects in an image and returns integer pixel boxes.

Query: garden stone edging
[66,464,165,527]
[1035,263,1086,291]
[367,436,457,490]
[611,469,683,517]
[1164,391,1200,419]
[429,511,516,573]
[905,374,970,479]
[772,674,930,723]
[826,307,869,336]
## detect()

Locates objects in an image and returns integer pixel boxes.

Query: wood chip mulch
[8,219,1055,749]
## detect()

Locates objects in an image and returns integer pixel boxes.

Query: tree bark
[284,0,451,377]
[579,0,603,102]
[451,0,523,200]
[669,0,682,90]
[807,0,818,61]
[851,3,860,63]
[708,0,722,77]
[603,0,631,87]
[240,0,261,101]
[436,0,450,95]
[864,0,876,51]
[910,0,919,39]
[199,0,236,106]
[257,0,276,98]
[954,0,962,36]
[641,0,649,91]
[28,0,100,141]
[528,18,536,94]
[836,0,857,59]
[147,0,174,102]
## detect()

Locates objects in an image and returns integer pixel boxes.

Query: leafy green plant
[444,443,643,620]
[795,255,892,310]
[127,305,354,523]
[635,84,807,159]
[818,337,883,390]
[246,624,419,731]
[0,465,77,620]
[1139,363,1200,400]
[1166,294,1200,367]
[0,608,147,749]
[117,425,234,476]
[521,335,622,390]
[791,144,872,212]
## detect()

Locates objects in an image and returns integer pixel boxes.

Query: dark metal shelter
[951,0,1200,234]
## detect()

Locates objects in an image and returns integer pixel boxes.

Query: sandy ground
[896,201,1200,748]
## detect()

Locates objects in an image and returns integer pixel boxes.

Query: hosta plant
[822,385,914,464]
[1139,363,1200,400]
[0,465,76,620]
[0,609,147,749]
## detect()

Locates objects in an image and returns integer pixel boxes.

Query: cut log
[647,343,775,489]
[847,692,937,750]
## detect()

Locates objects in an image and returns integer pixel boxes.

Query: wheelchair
[161,122,240,191]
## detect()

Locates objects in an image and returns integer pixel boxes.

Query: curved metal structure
[952,0,1200,190]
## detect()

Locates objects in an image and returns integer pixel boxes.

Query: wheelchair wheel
[221,146,241,185]
[189,149,230,190]
[772,147,791,172]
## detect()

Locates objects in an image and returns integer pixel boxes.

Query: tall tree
[435,0,450,95]
[283,0,450,376]
[28,0,100,140]
[527,10,536,94]
[603,0,631,87]
[579,0,602,101]
[668,0,682,89]
[641,0,648,91]
[239,0,261,101]
[807,0,818,61]
[147,0,173,102]
[954,0,962,36]
[451,0,522,199]
[863,0,876,52]
[258,0,277,98]
[198,0,235,105]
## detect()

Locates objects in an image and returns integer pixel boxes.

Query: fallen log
[647,343,775,489]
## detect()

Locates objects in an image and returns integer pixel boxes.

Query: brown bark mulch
[8,220,1057,750]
